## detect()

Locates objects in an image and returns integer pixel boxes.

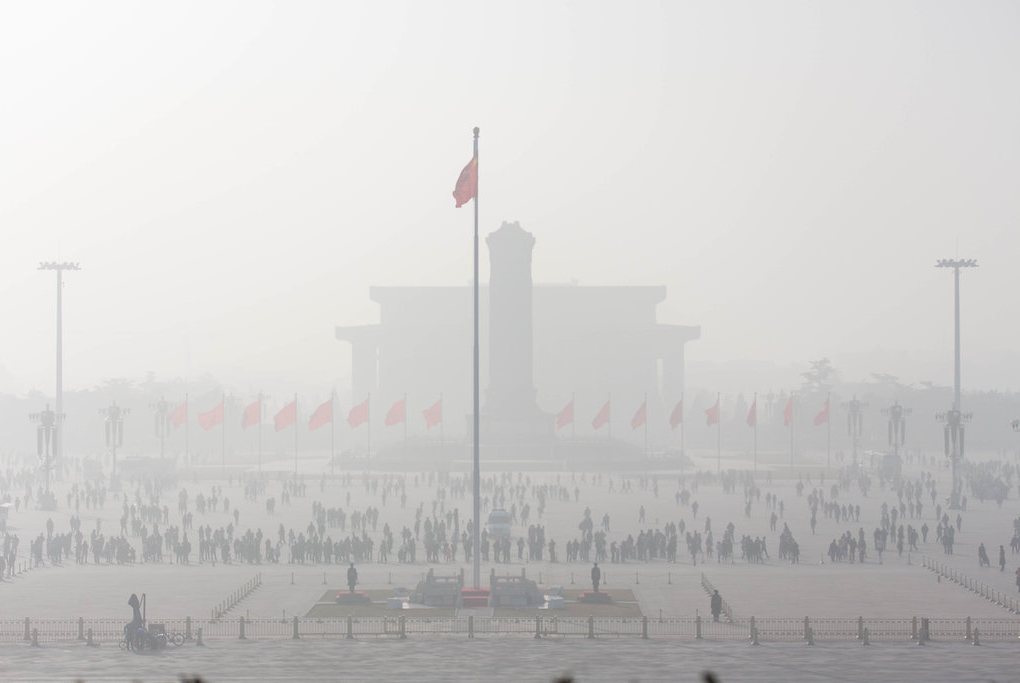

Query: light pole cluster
[100,401,129,485]
[841,395,868,467]
[935,258,977,510]
[152,396,170,459]
[882,401,911,458]
[28,404,62,509]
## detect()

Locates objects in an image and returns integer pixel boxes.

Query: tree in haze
[801,358,839,395]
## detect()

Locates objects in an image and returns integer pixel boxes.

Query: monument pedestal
[579,591,612,604]
[334,591,371,605]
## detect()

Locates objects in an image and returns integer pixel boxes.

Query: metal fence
[921,556,1020,614]
[6,615,1020,644]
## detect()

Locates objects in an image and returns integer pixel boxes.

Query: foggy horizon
[2,1,1018,398]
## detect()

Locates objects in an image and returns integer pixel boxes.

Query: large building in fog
[335,221,699,449]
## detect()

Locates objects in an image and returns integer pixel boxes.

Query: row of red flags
[168,397,445,433]
[169,395,831,435]
[556,397,830,431]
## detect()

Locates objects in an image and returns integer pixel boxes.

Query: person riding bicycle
[125,593,144,649]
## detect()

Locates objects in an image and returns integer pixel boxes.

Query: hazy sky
[1,1,1018,398]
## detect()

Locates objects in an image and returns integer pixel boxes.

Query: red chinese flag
[241,400,261,429]
[275,400,297,432]
[198,402,223,431]
[591,400,611,430]
[705,399,719,426]
[747,400,757,427]
[784,397,794,427]
[669,400,683,430]
[556,399,574,429]
[385,399,405,426]
[631,401,647,430]
[308,398,333,431]
[813,399,829,426]
[170,400,188,430]
[422,398,442,429]
[347,399,369,428]
[452,156,477,208]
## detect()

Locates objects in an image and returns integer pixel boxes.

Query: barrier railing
[921,557,1020,614]
[211,573,262,620]
[6,615,1020,643]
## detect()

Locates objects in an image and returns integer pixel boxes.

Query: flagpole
[471,126,481,591]
[330,390,336,479]
[258,392,263,474]
[439,393,444,460]
[607,392,612,441]
[222,393,227,476]
[753,391,757,476]
[571,392,575,444]
[367,392,371,459]
[790,394,795,473]
[643,392,648,457]
[716,392,721,475]
[294,393,298,475]
[185,393,190,474]
[403,393,408,464]
[826,391,831,473]
[679,392,685,469]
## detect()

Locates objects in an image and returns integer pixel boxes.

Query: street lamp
[152,396,170,459]
[29,404,62,510]
[100,401,129,485]
[38,261,80,478]
[881,401,911,458]
[935,258,977,509]
[841,395,868,467]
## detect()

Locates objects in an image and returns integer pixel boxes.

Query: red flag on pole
[705,399,720,426]
[591,400,610,430]
[747,400,757,427]
[422,398,442,429]
[308,398,333,431]
[453,156,478,207]
[198,402,223,431]
[348,399,369,428]
[241,399,260,429]
[170,400,188,430]
[813,399,829,426]
[784,397,794,426]
[556,399,574,429]
[274,400,297,431]
[385,399,405,426]
[631,401,647,430]
[669,400,683,430]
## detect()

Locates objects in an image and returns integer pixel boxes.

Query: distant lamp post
[841,395,868,466]
[29,404,61,509]
[100,401,129,484]
[152,396,170,459]
[881,401,911,458]
[38,261,80,478]
[937,408,972,509]
[935,258,977,510]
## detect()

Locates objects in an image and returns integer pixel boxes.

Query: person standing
[591,562,601,593]
[347,562,358,594]
[710,589,723,622]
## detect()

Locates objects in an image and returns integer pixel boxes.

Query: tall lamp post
[101,401,129,486]
[842,395,868,467]
[29,404,61,510]
[935,258,977,509]
[38,261,80,479]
